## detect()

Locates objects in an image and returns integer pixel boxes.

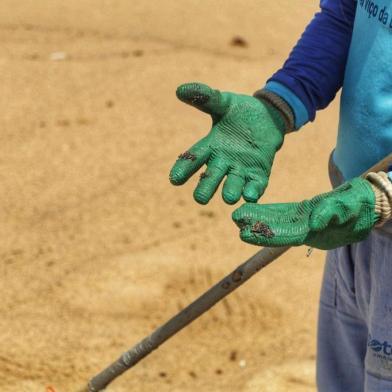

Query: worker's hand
[169,83,286,205]
[232,177,380,250]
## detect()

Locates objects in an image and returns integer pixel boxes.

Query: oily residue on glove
[178,151,197,161]
[200,172,209,180]
[251,221,275,238]
[191,94,209,105]
[236,218,252,230]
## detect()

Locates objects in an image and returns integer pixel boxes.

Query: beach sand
[0,2,339,391]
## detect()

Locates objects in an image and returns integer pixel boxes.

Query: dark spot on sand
[230,36,248,48]
[28,53,40,60]
[177,199,186,206]
[122,234,132,244]
[77,118,90,125]
[132,49,144,57]
[57,119,70,127]
[230,350,237,362]
[199,210,215,218]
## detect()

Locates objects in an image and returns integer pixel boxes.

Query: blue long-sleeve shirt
[265,0,392,179]
[267,0,356,124]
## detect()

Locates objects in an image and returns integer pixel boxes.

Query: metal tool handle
[83,152,392,392]
[85,246,289,391]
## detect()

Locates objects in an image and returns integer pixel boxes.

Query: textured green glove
[169,83,287,205]
[232,177,380,250]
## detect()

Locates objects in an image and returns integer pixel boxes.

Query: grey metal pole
[81,152,392,392]
[84,246,290,392]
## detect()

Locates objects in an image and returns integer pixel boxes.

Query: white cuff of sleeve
[366,171,392,226]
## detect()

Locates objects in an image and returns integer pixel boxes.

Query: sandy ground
[0,1,341,391]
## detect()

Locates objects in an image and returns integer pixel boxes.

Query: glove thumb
[176,82,228,117]
[309,198,337,232]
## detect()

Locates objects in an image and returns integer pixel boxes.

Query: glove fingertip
[223,191,240,205]
[169,168,188,186]
[231,209,241,224]
[240,228,274,247]
[176,82,211,104]
[231,204,250,222]
[243,193,259,203]
[176,84,190,101]
[169,175,184,186]
[193,189,210,205]
[243,183,266,203]
[239,229,258,245]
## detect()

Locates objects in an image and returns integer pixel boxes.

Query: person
[169,1,392,391]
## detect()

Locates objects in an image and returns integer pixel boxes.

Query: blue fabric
[268,0,392,179]
[266,1,392,389]
[267,0,356,122]
[318,223,392,391]
[264,81,309,129]
[333,0,392,179]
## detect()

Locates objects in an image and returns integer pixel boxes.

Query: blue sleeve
[265,0,357,128]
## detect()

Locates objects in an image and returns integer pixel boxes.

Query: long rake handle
[84,152,392,392]
[85,246,290,391]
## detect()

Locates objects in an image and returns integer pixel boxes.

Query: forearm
[260,0,356,129]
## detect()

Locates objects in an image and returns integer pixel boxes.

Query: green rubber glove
[169,83,286,205]
[232,177,380,250]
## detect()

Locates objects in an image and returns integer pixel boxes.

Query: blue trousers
[317,223,392,391]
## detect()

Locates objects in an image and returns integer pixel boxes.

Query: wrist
[366,171,392,226]
[253,89,295,134]
[261,81,309,130]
